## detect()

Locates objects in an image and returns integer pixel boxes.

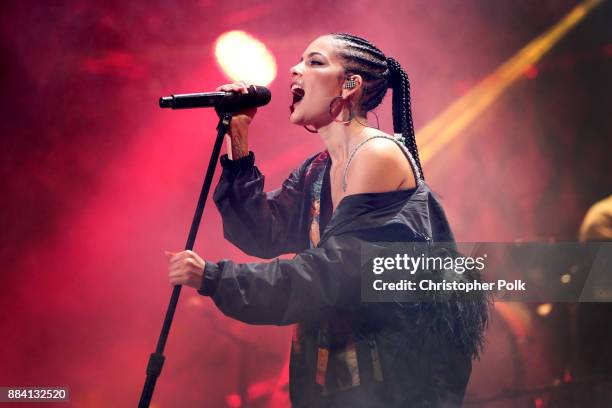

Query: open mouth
[291,86,305,105]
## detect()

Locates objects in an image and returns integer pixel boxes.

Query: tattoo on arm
[230,135,247,159]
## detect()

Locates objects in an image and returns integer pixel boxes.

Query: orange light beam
[418,0,603,165]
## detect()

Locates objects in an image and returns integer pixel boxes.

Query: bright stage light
[214,30,277,86]
[537,303,553,317]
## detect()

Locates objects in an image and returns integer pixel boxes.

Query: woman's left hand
[166,250,205,290]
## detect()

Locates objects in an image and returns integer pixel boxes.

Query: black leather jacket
[198,151,489,407]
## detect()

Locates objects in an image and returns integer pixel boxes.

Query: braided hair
[329,33,425,181]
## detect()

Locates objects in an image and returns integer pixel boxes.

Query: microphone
[159,85,271,112]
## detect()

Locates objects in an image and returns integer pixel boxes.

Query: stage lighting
[214,30,277,86]
[524,65,539,79]
[225,393,241,408]
[537,303,553,317]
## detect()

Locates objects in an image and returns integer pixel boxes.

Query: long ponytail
[386,57,424,181]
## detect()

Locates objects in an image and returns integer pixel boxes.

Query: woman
[167,33,489,407]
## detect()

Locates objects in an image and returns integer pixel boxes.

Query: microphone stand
[138,111,233,408]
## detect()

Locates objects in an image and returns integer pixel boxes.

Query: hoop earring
[303,125,318,133]
[329,96,353,125]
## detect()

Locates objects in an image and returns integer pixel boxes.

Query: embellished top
[298,134,422,395]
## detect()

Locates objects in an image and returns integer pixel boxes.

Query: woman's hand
[166,250,205,290]
[216,80,257,159]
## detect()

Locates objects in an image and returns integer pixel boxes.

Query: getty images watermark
[372,251,523,292]
[360,242,612,302]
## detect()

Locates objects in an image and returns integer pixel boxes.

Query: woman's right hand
[216,81,257,159]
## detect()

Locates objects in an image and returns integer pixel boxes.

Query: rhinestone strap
[342,133,423,192]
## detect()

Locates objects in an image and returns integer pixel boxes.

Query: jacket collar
[319,181,433,243]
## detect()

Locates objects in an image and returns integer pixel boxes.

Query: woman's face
[289,35,346,128]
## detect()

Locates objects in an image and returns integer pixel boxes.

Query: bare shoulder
[344,132,416,195]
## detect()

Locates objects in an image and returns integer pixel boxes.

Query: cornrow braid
[386,57,425,181]
[330,33,425,181]
[330,33,389,113]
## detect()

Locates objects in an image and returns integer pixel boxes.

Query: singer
[166,33,489,407]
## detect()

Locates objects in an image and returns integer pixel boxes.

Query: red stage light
[534,397,544,408]
[214,30,277,86]
[225,393,241,408]
[524,65,538,79]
